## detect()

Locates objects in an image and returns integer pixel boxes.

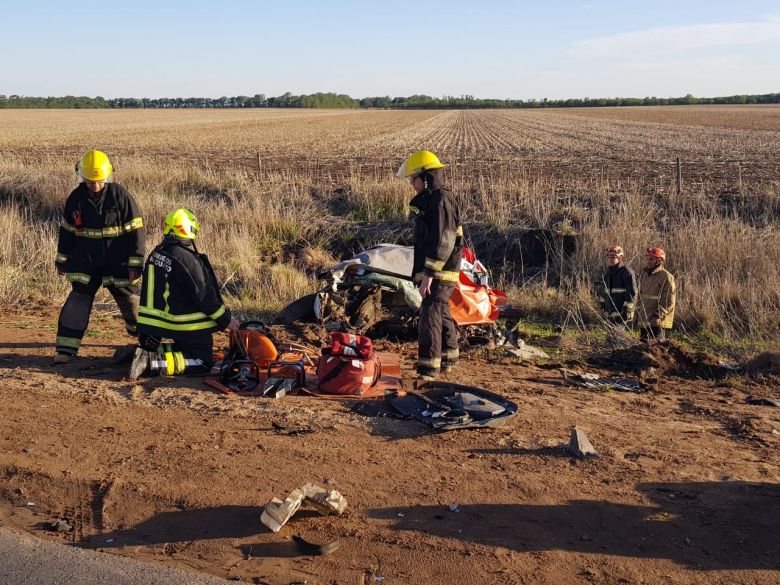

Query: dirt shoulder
[0,307,778,585]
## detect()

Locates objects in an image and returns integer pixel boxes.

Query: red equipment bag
[317,333,381,395]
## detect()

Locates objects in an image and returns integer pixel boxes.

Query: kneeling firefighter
[129,209,239,379]
[54,150,145,364]
[397,150,463,380]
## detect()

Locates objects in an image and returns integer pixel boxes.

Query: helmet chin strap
[420,170,434,190]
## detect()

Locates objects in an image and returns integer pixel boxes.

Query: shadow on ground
[368,481,780,570]
[85,505,263,548]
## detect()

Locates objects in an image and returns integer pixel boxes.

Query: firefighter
[598,245,637,326]
[637,247,676,342]
[397,150,463,380]
[129,208,239,379]
[54,150,145,364]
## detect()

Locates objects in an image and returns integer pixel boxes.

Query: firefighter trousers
[56,272,139,356]
[417,281,459,378]
[140,332,213,376]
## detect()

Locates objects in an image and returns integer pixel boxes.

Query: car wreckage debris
[292,534,341,556]
[260,484,348,532]
[568,426,599,459]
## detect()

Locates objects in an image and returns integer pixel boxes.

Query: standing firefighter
[54,150,144,364]
[637,247,676,342]
[397,150,463,380]
[598,245,637,326]
[129,208,238,379]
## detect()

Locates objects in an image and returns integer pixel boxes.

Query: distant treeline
[1,91,779,109]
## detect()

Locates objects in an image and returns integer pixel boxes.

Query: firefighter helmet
[76,150,113,182]
[646,247,666,261]
[164,208,200,240]
[606,245,624,258]
[396,150,446,178]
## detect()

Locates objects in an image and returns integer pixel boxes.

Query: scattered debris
[506,339,550,360]
[302,482,348,516]
[261,483,347,532]
[568,427,599,459]
[272,421,316,436]
[448,504,461,513]
[292,534,340,556]
[50,518,72,532]
[350,401,411,420]
[261,487,305,533]
[262,378,295,399]
[745,396,780,408]
[560,368,646,393]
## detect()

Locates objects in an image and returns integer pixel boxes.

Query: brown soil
[0,307,778,585]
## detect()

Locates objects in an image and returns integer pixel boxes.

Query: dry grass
[0,107,778,345]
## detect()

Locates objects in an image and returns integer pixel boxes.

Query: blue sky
[2,1,779,99]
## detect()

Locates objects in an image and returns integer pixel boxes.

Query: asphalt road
[0,528,231,585]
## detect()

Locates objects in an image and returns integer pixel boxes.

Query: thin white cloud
[574,20,780,59]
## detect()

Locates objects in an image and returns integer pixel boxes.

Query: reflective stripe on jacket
[410,186,463,283]
[637,266,676,328]
[55,182,145,276]
[137,236,231,337]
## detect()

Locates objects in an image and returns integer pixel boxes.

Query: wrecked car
[275,244,515,343]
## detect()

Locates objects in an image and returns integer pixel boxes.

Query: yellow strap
[164,352,175,375]
[66,272,92,284]
[209,305,226,320]
[137,316,218,332]
[174,352,186,374]
[425,258,446,271]
[433,270,459,282]
[123,217,144,232]
[139,306,211,323]
[145,265,155,308]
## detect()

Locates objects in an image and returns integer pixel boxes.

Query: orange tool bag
[316,332,381,395]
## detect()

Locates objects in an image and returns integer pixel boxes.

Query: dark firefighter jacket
[598,263,638,320]
[55,182,145,287]
[410,186,464,283]
[137,235,232,337]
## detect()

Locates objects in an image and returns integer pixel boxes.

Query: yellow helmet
[77,150,113,182]
[396,150,446,178]
[164,208,200,240]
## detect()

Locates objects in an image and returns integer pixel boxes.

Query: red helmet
[646,247,666,261]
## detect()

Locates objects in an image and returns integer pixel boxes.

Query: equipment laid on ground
[386,379,518,430]
[316,332,382,395]
[205,321,316,396]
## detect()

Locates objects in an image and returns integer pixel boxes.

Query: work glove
[128,269,142,285]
